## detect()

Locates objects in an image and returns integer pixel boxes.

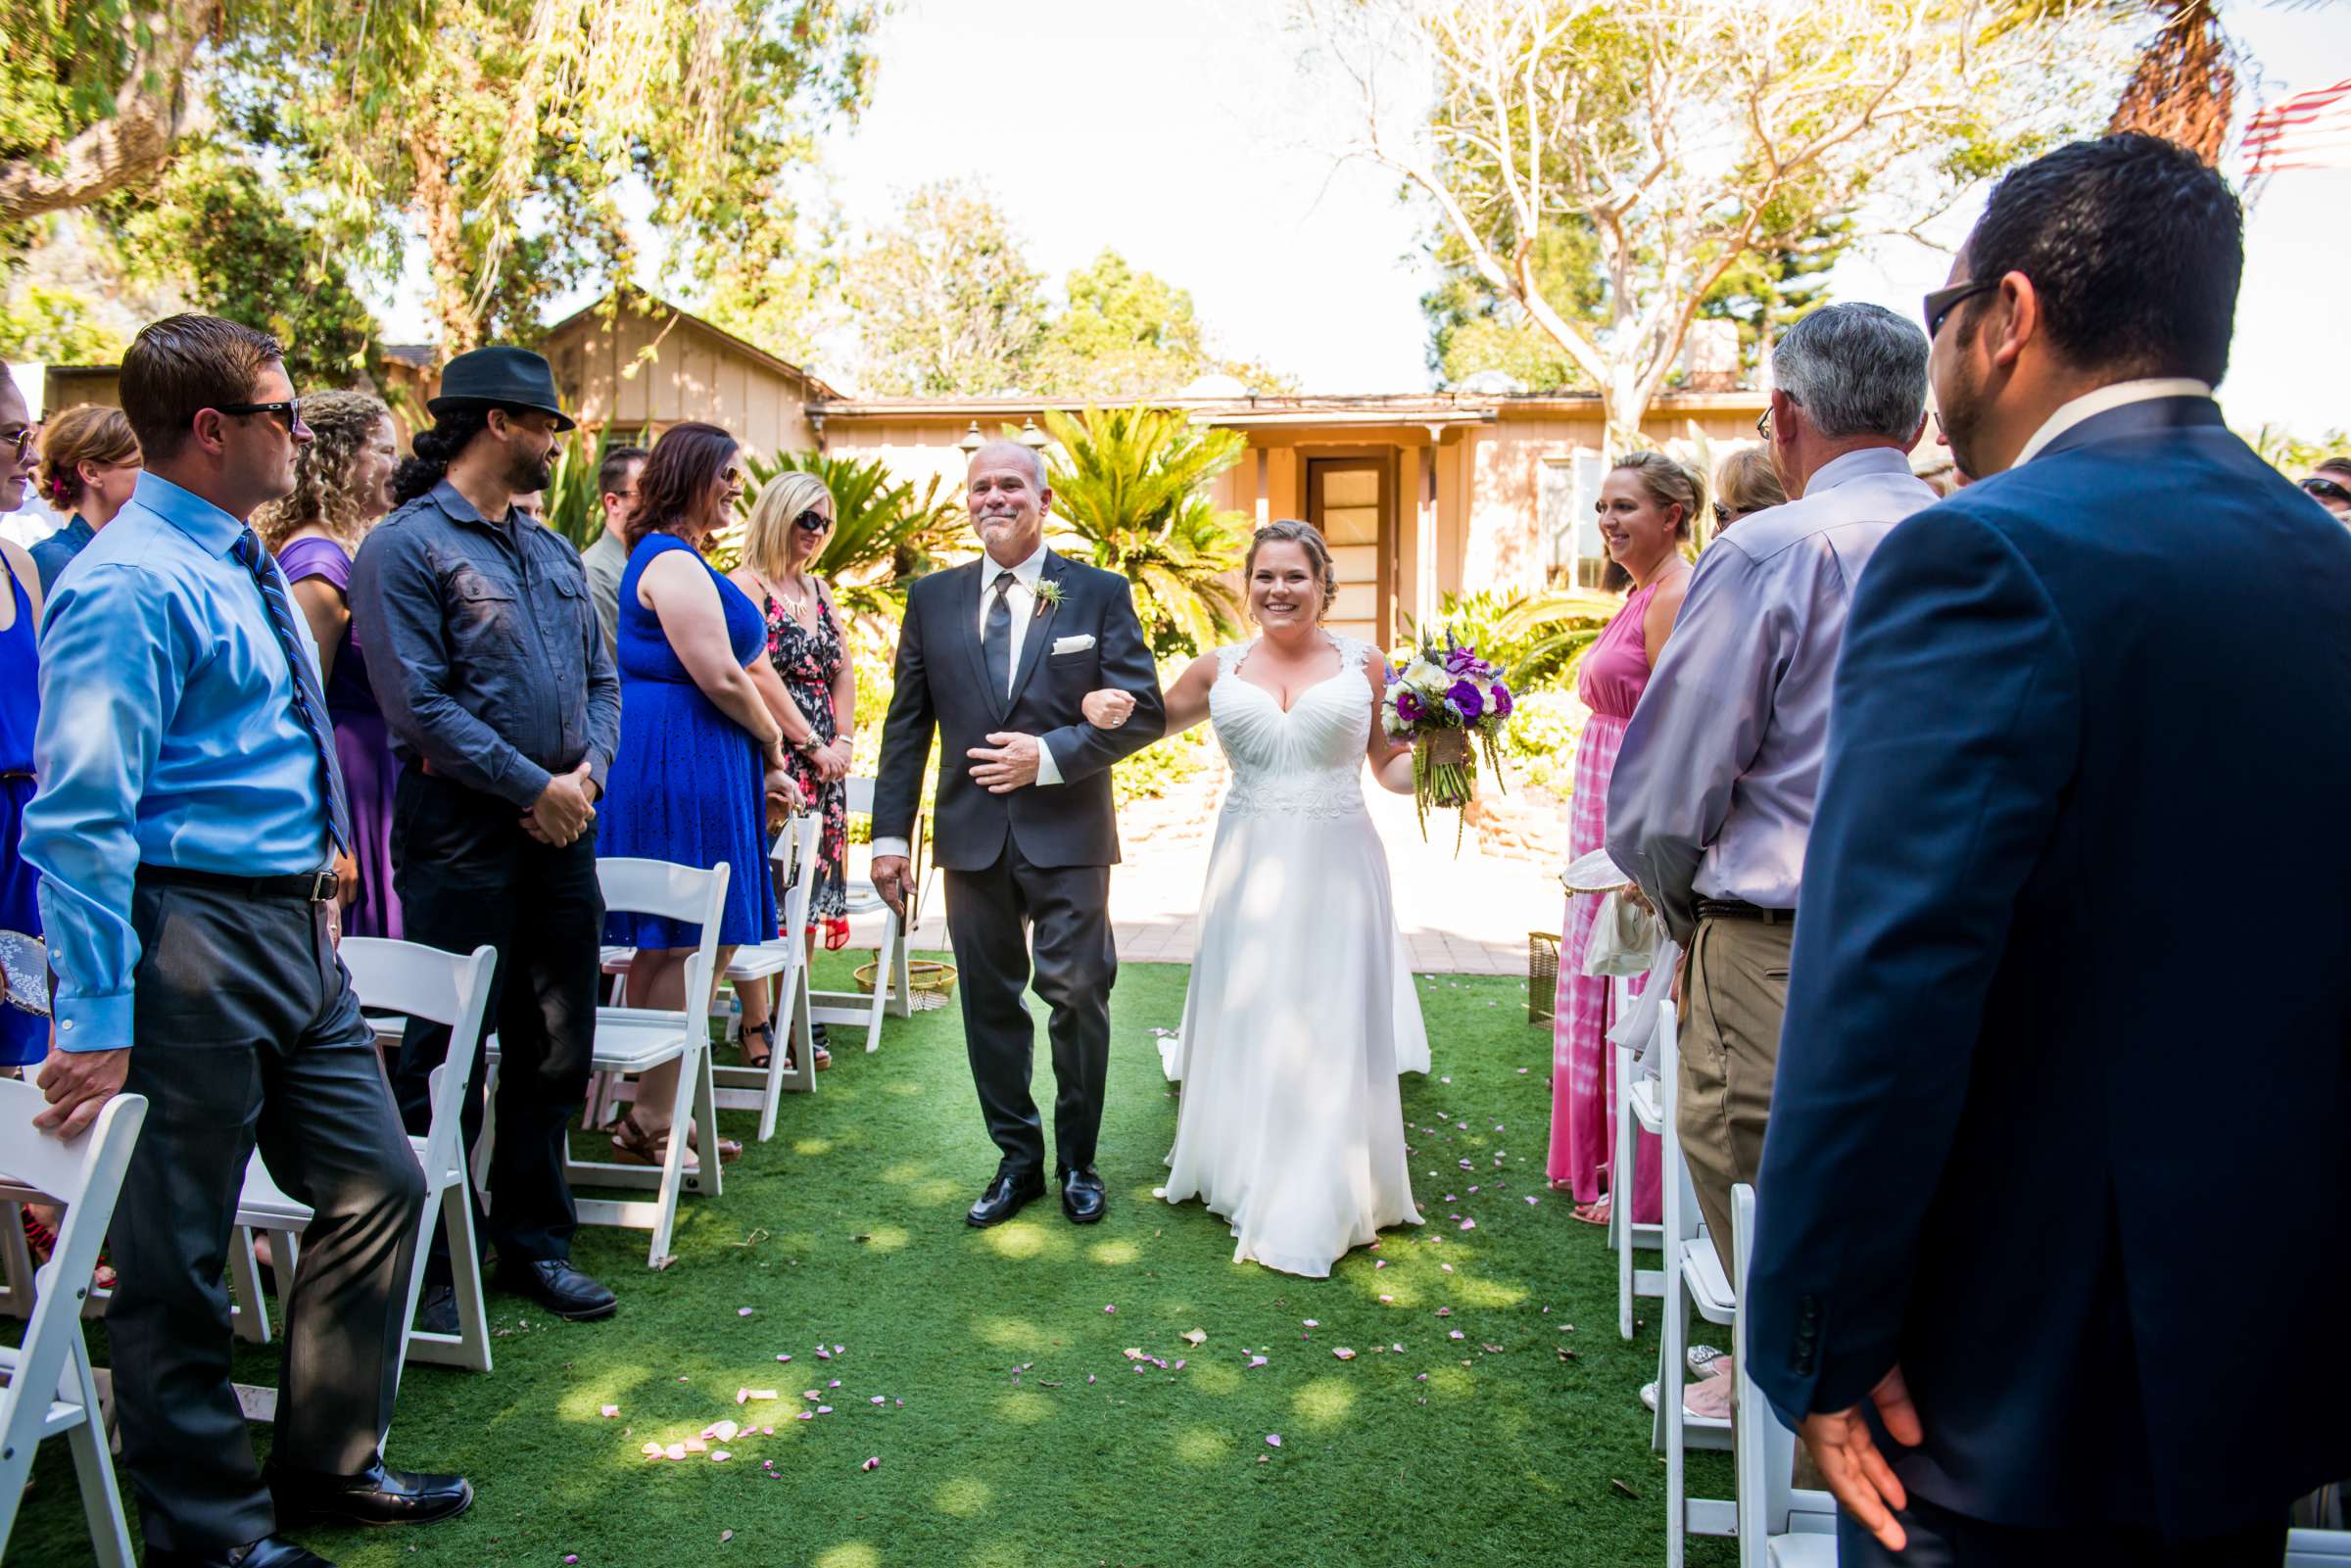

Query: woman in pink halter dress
[1548,453,1702,1226]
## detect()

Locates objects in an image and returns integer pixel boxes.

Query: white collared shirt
[871,544,1062,862]
[2014,378,2214,467]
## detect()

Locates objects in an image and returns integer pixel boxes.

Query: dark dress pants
[1837,1494,2287,1566]
[389,768,601,1281]
[110,874,426,1554]
[943,841,1115,1178]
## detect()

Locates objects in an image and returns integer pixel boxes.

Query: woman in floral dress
[730,469,856,1069]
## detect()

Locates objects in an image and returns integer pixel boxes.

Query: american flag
[2243,79,2351,177]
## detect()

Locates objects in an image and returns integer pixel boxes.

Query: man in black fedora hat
[351,346,622,1325]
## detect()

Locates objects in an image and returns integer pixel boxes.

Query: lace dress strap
[1327,633,1374,673]
[1214,640,1259,680]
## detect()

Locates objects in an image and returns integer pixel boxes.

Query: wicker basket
[854,958,958,1013]
[1527,930,1559,1022]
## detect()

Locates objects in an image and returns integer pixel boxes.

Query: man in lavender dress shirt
[1607,302,1938,1279]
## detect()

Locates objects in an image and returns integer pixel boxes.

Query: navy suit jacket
[873,549,1165,872]
[1746,397,2351,1537]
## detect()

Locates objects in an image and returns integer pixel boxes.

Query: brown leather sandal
[609,1111,742,1169]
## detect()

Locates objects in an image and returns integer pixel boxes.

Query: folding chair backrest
[0,1080,145,1419]
[598,857,733,1020]
[843,776,877,817]
[339,939,496,1178]
[781,813,820,944]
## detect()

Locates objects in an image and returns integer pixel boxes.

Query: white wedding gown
[1157,635,1425,1277]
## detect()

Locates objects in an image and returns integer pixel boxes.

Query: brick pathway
[868,766,1566,980]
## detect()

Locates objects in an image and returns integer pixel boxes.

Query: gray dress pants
[106,872,426,1553]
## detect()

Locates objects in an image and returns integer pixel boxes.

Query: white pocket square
[1051,635,1096,654]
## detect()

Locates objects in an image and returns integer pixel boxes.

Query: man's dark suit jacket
[1747,395,2351,1539]
[874,549,1165,873]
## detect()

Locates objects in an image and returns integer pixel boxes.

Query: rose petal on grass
[1391,1343,1406,1354]
[1526,1196,1540,1205]
[830,1380,842,1389]
[1332,1348,1357,1360]
[710,1449,732,1463]
[1379,1294,1394,1303]
[871,1396,886,1404]
[1247,1355,1269,1368]
[1182,1329,1207,1346]
[642,1442,664,1458]
[1266,1434,1282,1448]
[1302,1319,1319,1328]
[861,1456,881,1472]
[775,1354,792,1362]
[1450,1330,1466,1340]
[601,1404,620,1418]
[749,1390,778,1401]
[736,1389,750,1404]
[1173,1359,1186,1370]
[1436,1307,1453,1317]
[709,1420,740,1443]
[817,1406,833,1415]
[1461,1219,1477,1231]
[1123,1349,1145,1360]
[665,1443,688,1460]
[1104,1305,1117,1314]
[795,1411,814,1421]
[738,1307,754,1316]
[1441,1263,1454,1273]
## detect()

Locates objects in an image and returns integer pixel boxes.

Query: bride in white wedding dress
[1111,520,1425,1277]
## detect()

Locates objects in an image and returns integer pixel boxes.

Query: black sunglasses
[1923,279,1999,339]
[793,508,833,533]
[2304,477,2351,504]
[214,400,309,433]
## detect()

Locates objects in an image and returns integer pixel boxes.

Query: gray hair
[1772,302,1930,442]
[969,438,1045,489]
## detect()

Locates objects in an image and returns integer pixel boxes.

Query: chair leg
[0,1199,34,1319]
[67,1342,134,1568]
[785,972,817,1095]
[646,1049,697,1268]
[883,912,911,1026]
[691,1042,723,1201]
[754,974,790,1142]
[445,1180,493,1374]
[227,1225,271,1345]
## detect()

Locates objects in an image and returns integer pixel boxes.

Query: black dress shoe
[492,1257,617,1321]
[413,1283,458,1335]
[265,1459,473,1528]
[965,1170,1045,1227]
[144,1536,335,1568]
[1061,1167,1107,1224]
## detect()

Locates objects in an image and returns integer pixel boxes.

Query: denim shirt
[350,479,619,810]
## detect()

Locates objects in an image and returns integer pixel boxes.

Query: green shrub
[1504,688,1588,797]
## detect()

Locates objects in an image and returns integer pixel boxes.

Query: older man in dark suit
[871,440,1166,1229]
[1746,134,2351,1565]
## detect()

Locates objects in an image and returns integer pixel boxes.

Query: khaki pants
[1677,914,1793,1279]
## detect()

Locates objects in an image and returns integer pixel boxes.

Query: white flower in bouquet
[1405,659,1453,698]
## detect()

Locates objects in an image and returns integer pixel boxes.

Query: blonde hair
[743,468,837,579]
[251,390,394,551]
[1245,519,1339,616]
[1611,451,1706,541]
[34,404,138,511]
[1711,445,1787,522]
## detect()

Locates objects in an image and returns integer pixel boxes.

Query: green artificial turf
[12,956,1735,1568]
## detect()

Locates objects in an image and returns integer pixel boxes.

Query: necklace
[765,571,814,625]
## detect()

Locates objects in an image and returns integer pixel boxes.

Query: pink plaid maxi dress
[1549,582,1663,1221]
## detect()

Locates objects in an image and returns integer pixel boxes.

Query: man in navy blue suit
[1746,134,2351,1564]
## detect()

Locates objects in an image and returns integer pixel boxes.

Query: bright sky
[377,0,2351,438]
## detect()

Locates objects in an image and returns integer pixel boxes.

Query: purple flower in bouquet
[1444,644,1483,677]
[1395,689,1425,726]
[1491,681,1513,720]
[1448,679,1485,722]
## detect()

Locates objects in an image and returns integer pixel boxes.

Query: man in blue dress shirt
[1745,136,2351,1564]
[25,315,470,1568]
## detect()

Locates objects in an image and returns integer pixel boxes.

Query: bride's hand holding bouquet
[1381,631,1512,841]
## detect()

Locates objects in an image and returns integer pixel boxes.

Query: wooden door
[1306,455,1391,647]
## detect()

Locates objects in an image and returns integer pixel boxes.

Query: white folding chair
[228,940,501,1424]
[0,1078,146,1567]
[1650,991,1737,1567]
[806,777,917,1054]
[2290,1531,2351,1566]
[1730,1183,1839,1567]
[1610,939,1677,1340]
[543,857,731,1268]
[713,813,823,1138]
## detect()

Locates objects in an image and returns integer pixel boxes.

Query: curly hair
[252,390,394,550]
[33,404,138,512]
[1244,519,1339,616]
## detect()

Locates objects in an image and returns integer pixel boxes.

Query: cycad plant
[1041,405,1250,657]
[542,425,651,550]
[722,450,965,622]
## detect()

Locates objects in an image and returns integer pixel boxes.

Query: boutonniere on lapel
[1032,579,1063,620]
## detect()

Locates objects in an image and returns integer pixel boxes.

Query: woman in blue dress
[0,532,46,1074]
[600,422,790,1170]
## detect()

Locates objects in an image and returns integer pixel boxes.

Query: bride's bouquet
[1383,630,1512,844]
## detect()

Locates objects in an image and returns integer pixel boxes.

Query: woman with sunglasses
[2303,457,2351,523]
[599,422,792,1171]
[728,471,856,1072]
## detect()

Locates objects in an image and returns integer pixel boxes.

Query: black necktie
[232,527,353,855]
[984,570,1015,700]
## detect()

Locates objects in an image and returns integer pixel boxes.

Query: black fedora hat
[427,345,576,432]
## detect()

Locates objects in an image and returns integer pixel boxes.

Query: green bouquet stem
[1412,728,1501,851]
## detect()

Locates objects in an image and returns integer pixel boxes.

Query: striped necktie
[231,527,352,854]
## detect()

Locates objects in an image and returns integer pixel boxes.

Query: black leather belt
[138,864,339,904]
[1696,898,1796,927]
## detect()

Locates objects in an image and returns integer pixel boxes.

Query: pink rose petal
[600,1404,620,1418]
[871,1396,886,1404]
[816,1406,833,1414]
[710,1449,732,1462]
[1266,1434,1282,1448]
[642,1441,664,1458]
[665,1442,688,1460]
[738,1307,754,1316]
[1332,1348,1357,1360]
[776,1353,792,1362]
[1104,1305,1116,1313]
[861,1456,881,1471]
[1460,1219,1476,1231]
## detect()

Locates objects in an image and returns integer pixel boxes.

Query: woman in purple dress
[257,391,404,935]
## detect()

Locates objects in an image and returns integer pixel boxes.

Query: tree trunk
[2108,0,2234,165]
[0,2,222,226]
[408,123,484,356]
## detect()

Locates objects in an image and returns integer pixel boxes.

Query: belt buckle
[309,869,338,904]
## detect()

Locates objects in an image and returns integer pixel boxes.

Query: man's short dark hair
[120,313,284,461]
[599,445,649,499]
[1961,133,2242,386]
